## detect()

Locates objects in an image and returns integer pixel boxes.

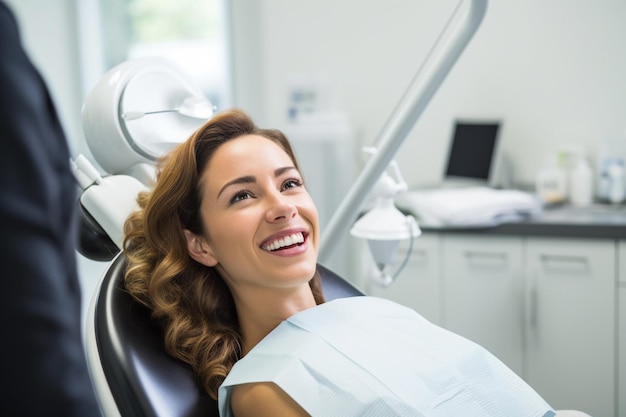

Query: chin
[291,258,318,281]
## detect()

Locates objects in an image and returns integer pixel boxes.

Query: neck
[234,284,316,355]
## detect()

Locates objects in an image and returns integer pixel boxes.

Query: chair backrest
[88,253,363,417]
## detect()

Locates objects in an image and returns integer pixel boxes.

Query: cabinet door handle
[464,251,508,269]
[526,274,538,328]
[539,254,589,273]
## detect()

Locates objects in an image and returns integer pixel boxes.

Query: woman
[123,109,555,417]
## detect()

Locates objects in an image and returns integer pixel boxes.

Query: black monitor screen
[445,121,500,181]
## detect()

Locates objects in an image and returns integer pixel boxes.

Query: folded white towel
[395,187,542,227]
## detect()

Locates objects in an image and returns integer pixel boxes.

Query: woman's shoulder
[230,382,309,417]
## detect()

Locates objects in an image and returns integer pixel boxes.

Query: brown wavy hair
[123,108,325,400]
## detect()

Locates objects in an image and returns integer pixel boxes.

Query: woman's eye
[282,178,303,191]
[230,190,253,204]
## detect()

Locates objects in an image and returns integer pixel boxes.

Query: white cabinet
[525,237,615,417]
[441,234,525,376]
[618,240,626,417]
[368,234,442,325]
[366,232,619,416]
[617,286,626,417]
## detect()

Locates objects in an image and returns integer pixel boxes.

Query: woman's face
[187,134,320,293]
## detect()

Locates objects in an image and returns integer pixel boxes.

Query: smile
[261,232,305,251]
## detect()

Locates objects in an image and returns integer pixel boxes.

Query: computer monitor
[444,119,502,187]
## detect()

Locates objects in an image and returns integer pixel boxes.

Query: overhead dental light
[74,57,215,258]
[81,56,215,185]
[350,148,421,286]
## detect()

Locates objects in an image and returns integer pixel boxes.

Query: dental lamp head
[82,57,214,185]
[350,148,421,286]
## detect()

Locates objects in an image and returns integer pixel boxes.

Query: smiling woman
[123,108,325,401]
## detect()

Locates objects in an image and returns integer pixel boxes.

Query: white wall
[232,0,626,188]
[10,0,626,188]
[4,0,87,159]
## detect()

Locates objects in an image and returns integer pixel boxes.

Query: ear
[183,229,219,267]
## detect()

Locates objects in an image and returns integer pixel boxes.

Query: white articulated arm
[319,0,488,262]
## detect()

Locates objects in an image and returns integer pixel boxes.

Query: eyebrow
[216,166,297,199]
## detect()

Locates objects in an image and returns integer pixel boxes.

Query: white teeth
[263,233,304,251]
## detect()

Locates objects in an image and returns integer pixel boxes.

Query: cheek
[200,211,234,258]
[205,212,256,254]
[303,196,319,224]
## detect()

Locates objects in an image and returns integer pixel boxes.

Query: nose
[265,191,297,222]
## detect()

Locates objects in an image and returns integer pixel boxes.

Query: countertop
[420,203,626,239]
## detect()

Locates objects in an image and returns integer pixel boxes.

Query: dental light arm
[318,0,488,263]
[72,155,148,250]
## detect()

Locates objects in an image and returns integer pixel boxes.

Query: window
[79,0,231,110]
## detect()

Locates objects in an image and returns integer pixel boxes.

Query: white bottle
[569,158,593,207]
[596,157,614,201]
[608,160,625,204]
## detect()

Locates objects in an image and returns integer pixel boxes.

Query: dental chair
[74,56,362,417]
[85,252,363,417]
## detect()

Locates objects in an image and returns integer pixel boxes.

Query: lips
[261,232,306,252]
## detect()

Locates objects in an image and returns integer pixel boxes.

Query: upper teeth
[263,233,304,251]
